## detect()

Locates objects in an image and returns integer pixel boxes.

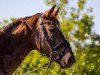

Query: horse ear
[53,7,60,16]
[42,5,56,17]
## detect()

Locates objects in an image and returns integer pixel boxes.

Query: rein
[22,62,49,75]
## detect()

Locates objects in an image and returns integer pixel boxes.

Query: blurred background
[0,0,100,75]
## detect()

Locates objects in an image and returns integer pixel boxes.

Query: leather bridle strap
[53,40,69,51]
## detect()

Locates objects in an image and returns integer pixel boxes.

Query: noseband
[39,16,70,61]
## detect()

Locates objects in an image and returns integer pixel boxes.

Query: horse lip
[59,60,68,69]
[60,66,67,69]
[60,63,69,69]
[59,59,74,69]
[60,63,73,69]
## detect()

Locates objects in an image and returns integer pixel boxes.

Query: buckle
[50,51,59,60]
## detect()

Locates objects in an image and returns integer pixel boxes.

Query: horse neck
[0,15,40,75]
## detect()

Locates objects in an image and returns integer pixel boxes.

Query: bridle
[21,15,71,75]
[39,16,70,61]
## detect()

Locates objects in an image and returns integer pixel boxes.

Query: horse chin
[59,58,70,69]
[59,60,72,69]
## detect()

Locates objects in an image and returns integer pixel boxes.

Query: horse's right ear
[42,5,56,17]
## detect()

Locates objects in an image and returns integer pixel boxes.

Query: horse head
[34,5,75,68]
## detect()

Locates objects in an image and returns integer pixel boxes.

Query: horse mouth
[59,56,75,69]
[59,61,74,69]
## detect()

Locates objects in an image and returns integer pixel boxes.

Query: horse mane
[3,13,42,35]
[0,13,42,56]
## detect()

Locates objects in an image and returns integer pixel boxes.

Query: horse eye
[49,28,55,32]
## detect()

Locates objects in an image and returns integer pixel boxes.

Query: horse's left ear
[52,7,60,16]
[42,5,56,17]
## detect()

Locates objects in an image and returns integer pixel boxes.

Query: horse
[0,5,75,75]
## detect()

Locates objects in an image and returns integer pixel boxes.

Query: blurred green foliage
[0,0,100,75]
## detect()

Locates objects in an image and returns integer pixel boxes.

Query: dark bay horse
[0,5,75,75]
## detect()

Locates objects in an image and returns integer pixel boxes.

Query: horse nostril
[68,56,75,64]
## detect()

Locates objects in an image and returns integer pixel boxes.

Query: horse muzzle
[59,52,75,69]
